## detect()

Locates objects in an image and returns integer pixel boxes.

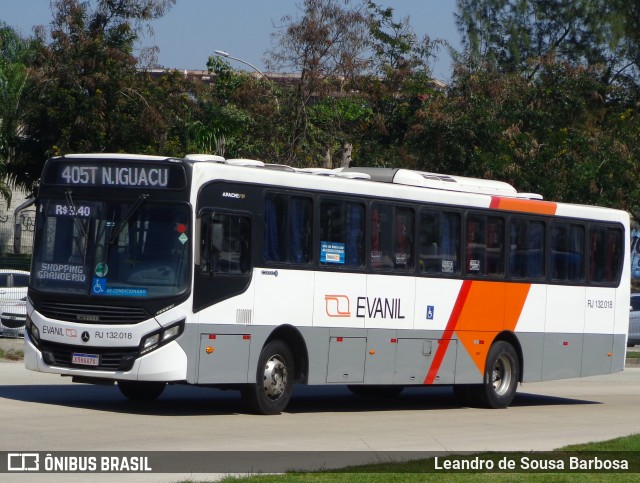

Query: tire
[460,341,520,409]
[347,385,404,398]
[117,380,166,402]
[242,340,294,415]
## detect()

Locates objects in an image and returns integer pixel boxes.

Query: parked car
[0,297,27,338]
[629,293,640,347]
[0,269,29,304]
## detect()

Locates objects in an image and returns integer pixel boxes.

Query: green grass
[563,434,640,451]
[208,435,640,482]
[626,350,640,359]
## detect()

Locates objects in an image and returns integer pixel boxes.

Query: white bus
[25,154,630,414]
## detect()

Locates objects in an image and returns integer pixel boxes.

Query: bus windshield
[32,197,191,298]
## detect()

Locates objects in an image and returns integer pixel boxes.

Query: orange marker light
[369,350,376,355]
[205,347,214,354]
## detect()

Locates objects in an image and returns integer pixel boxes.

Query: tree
[0,23,39,199]
[407,60,640,218]
[12,0,175,191]
[266,0,440,168]
[353,1,440,169]
[455,0,615,80]
[267,0,370,165]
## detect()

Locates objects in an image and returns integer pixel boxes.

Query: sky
[1,0,461,81]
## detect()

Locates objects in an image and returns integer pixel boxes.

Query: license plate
[72,353,99,366]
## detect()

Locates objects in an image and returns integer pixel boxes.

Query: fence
[0,197,35,317]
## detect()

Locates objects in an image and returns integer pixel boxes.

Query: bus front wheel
[117,380,166,402]
[242,339,294,415]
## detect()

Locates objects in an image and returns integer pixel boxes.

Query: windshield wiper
[108,194,149,245]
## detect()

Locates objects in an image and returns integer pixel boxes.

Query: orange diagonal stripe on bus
[424,280,472,384]
[456,282,532,374]
[423,281,532,382]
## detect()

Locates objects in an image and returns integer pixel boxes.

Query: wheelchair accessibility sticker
[92,277,148,297]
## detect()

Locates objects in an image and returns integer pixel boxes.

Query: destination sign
[43,161,186,189]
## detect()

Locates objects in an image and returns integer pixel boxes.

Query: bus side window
[263,194,312,265]
[550,223,584,282]
[370,203,414,271]
[370,203,394,269]
[589,226,623,284]
[509,218,545,280]
[419,210,460,275]
[320,199,364,268]
[200,213,251,275]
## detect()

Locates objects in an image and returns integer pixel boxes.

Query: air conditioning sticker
[321,241,345,264]
[91,277,148,297]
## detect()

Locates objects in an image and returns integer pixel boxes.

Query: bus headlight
[140,319,185,355]
[141,334,160,353]
[26,315,40,342]
[162,324,182,341]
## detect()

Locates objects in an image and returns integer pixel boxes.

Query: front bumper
[24,331,188,382]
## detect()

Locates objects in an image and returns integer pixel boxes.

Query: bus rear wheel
[242,340,294,415]
[455,341,519,409]
[118,380,166,402]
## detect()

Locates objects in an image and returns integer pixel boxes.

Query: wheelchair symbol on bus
[92,277,106,294]
[427,305,434,320]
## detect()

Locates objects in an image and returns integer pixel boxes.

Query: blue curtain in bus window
[509,222,519,276]
[568,225,584,280]
[345,203,362,267]
[551,223,584,281]
[290,198,307,263]
[528,221,544,278]
[509,219,543,279]
[263,196,281,262]
[442,212,459,273]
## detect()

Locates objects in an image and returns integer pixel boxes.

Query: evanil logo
[222,192,245,199]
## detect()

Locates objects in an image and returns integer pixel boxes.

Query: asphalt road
[1,351,640,482]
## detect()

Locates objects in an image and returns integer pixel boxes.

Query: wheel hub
[492,354,512,396]
[263,355,288,400]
